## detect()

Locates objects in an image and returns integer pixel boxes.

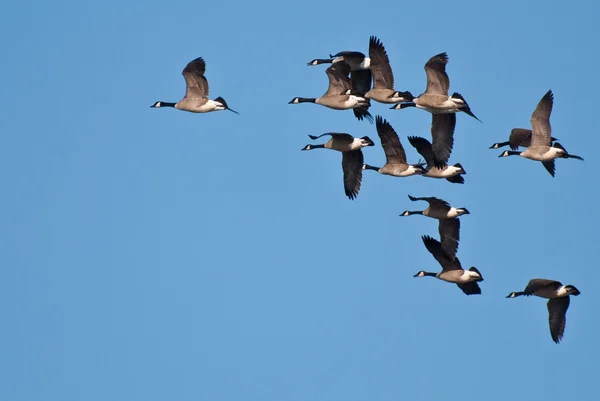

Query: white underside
[534,286,568,299]
[437,270,480,283]
[520,146,564,161]
[415,98,461,113]
[425,166,461,178]
[177,99,224,113]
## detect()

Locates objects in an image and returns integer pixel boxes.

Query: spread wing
[529,90,553,148]
[523,279,562,295]
[324,62,351,95]
[421,235,462,271]
[424,52,449,95]
[351,69,372,96]
[407,136,434,165]
[341,150,364,200]
[430,113,456,168]
[439,218,460,260]
[308,133,353,141]
[182,57,209,98]
[456,282,482,295]
[375,116,407,164]
[407,195,450,210]
[508,128,533,150]
[547,296,570,344]
[369,36,394,89]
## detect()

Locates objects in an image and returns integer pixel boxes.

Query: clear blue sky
[2,1,599,400]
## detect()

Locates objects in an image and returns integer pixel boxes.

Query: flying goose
[150,57,238,114]
[414,233,483,296]
[498,90,583,177]
[301,133,375,200]
[400,195,468,259]
[362,116,427,177]
[289,61,373,123]
[506,278,581,344]
[361,36,413,104]
[489,128,558,150]
[307,48,372,96]
[408,136,465,183]
[390,52,480,122]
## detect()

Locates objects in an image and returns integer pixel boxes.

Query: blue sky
[2,0,599,400]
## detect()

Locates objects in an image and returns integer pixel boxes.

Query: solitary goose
[362,116,427,177]
[390,52,480,122]
[150,57,238,114]
[414,233,483,296]
[289,62,373,122]
[307,48,372,96]
[301,133,375,200]
[489,128,558,150]
[498,90,583,177]
[507,279,581,344]
[400,195,469,258]
[361,36,413,104]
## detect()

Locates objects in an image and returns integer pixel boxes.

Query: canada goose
[150,57,238,114]
[290,61,373,123]
[390,53,480,122]
[506,278,581,344]
[361,36,413,104]
[301,133,375,200]
[307,48,372,96]
[489,128,558,150]
[498,90,583,177]
[408,112,461,172]
[414,234,483,296]
[400,195,468,259]
[362,116,427,177]
[408,136,465,183]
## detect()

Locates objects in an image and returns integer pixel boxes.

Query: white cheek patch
[154,102,161,107]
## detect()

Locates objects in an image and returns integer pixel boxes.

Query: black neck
[405,211,423,216]
[296,97,317,103]
[421,272,437,277]
[158,101,176,108]
[363,164,380,171]
[505,150,521,156]
[400,102,416,109]
[491,141,510,149]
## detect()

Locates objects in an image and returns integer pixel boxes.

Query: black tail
[453,162,465,173]
[445,175,464,184]
[553,142,584,160]
[452,92,482,123]
[353,106,374,124]
[469,267,484,280]
[215,97,239,115]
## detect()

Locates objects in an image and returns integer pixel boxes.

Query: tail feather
[215,96,239,115]
[452,92,482,123]
[353,107,374,124]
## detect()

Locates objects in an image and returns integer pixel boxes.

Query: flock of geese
[150,36,583,344]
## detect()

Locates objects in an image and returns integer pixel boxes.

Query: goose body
[150,57,238,114]
[301,133,375,200]
[414,233,483,296]
[498,90,583,176]
[363,116,426,177]
[489,128,558,150]
[506,278,580,343]
[401,195,470,220]
[390,53,480,122]
[290,61,373,122]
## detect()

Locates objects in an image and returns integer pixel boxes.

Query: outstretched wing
[182,57,209,98]
[341,150,364,200]
[423,52,450,96]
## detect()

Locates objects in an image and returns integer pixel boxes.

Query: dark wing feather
[407,136,434,165]
[350,69,372,96]
[456,282,482,295]
[547,297,570,344]
[431,113,456,169]
[308,133,353,141]
[439,218,460,260]
[424,52,449,95]
[523,279,562,295]
[182,57,209,98]
[421,235,461,271]
[369,36,394,89]
[375,116,407,164]
[542,160,556,177]
[408,195,450,209]
[341,150,364,200]
[325,63,351,95]
[508,128,533,150]
[530,90,553,147]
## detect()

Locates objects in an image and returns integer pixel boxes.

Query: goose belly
[520,147,561,161]
[415,97,459,113]
[437,270,477,283]
[366,89,398,104]
[426,166,460,178]
[318,96,363,110]
[381,165,420,177]
[533,286,565,299]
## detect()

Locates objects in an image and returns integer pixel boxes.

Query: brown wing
[529,90,553,147]
[508,128,533,150]
[422,235,462,272]
[182,57,209,98]
[407,136,434,165]
[341,150,364,200]
[547,296,570,344]
[369,36,394,89]
[523,279,562,295]
[324,62,351,95]
[439,218,460,260]
[375,116,407,164]
[430,113,456,168]
[424,52,449,95]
